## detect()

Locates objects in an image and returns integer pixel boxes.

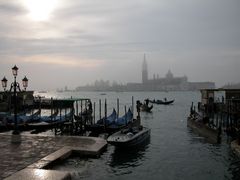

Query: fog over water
[0,0,240,90]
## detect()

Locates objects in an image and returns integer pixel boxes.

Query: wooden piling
[93,102,96,124]
[104,99,107,131]
[99,99,101,121]
[117,98,119,119]
[132,96,134,119]
[76,101,79,116]
[81,100,83,115]
[125,105,127,125]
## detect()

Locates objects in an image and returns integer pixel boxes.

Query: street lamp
[1,76,7,91]
[12,65,18,77]
[1,65,29,135]
[22,76,28,91]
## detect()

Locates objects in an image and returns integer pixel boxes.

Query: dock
[0,133,107,180]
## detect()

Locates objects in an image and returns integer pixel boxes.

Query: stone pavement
[0,133,107,179]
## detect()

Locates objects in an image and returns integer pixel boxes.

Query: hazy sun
[23,0,58,21]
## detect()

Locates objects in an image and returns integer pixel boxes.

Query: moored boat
[86,108,137,135]
[85,108,117,133]
[187,113,221,143]
[107,126,151,147]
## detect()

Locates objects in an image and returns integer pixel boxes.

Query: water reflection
[109,137,150,174]
[229,158,240,180]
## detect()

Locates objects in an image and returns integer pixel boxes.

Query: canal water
[37,91,240,180]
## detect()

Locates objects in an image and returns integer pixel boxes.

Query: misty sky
[0,0,240,90]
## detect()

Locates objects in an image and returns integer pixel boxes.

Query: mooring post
[117,98,119,119]
[132,96,134,120]
[39,96,41,118]
[227,100,230,129]
[220,101,223,128]
[76,101,79,116]
[51,97,53,122]
[104,99,107,131]
[81,100,83,115]
[65,106,67,119]
[125,105,127,125]
[93,102,96,124]
[99,99,101,121]
[229,100,232,129]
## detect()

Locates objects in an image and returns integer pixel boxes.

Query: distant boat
[100,93,107,95]
[107,126,151,147]
[149,99,174,105]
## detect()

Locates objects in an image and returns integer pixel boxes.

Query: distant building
[136,55,215,91]
[221,83,240,89]
[142,54,148,84]
[188,82,215,91]
[75,55,215,91]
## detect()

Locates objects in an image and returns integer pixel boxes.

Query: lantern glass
[12,65,18,77]
[1,77,7,89]
[22,76,28,89]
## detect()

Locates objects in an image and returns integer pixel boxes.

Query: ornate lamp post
[1,65,29,135]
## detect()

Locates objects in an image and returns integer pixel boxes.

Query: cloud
[0,0,240,89]
[22,55,104,68]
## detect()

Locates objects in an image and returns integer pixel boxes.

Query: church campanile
[142,54,148,83]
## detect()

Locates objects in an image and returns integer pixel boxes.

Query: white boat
[107,126,151,147]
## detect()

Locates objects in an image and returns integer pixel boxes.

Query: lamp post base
[11,131,21,144]
[12,130,20,135]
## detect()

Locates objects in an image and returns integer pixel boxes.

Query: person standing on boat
[145,99,149,106]
[136,100,141,119]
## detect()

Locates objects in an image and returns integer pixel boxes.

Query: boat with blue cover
[86,108,137,135]
[85,108,117,133]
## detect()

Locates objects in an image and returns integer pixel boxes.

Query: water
[36,91,240,180]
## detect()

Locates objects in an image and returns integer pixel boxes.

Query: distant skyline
[0,0,240,90]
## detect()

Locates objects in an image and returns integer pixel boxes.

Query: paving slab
[4,168,71,180]
[0,133,107,179]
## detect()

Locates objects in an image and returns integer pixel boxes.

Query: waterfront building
[138,56,215,91]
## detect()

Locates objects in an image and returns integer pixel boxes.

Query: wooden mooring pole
[93,102,96,124]
[117,98,119,119]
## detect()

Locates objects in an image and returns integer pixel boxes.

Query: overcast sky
[0,0,239,90]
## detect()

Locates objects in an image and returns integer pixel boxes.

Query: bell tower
[142,54,148,83]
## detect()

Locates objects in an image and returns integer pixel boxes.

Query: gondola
[85,109,117,133]
[149,99,174,105]
[86,108,135,135]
